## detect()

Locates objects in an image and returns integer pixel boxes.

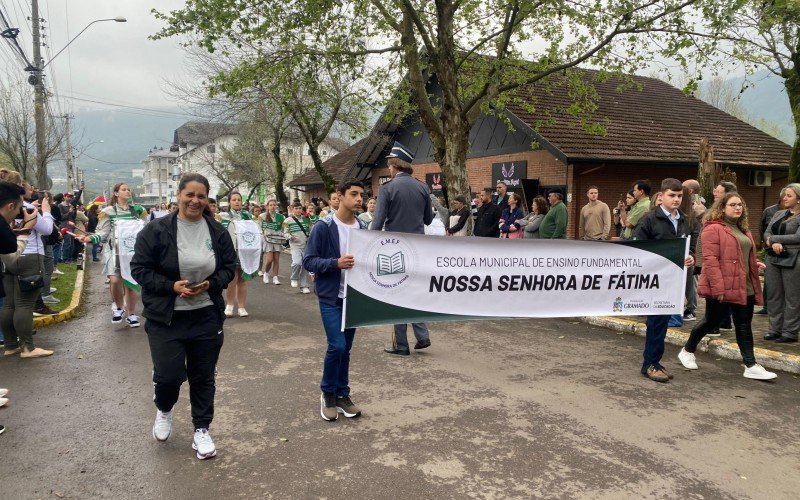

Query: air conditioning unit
[749,170,772,187]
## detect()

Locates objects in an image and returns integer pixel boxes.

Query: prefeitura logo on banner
[360,236,419,291]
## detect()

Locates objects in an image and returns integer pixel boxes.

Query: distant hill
[699,69,794,145]
[50,108,190,195]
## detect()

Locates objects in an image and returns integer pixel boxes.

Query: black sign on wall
[491,160,527,190]
[378,176,392,186]
[425,172,446,194]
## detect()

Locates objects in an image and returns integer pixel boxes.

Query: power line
[79,152,140,166]
[55,93,196,117]
[0,4,34,68]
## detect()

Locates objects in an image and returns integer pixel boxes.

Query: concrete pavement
[1,255,799,499]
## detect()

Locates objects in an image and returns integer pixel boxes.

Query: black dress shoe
[775,337,798,343]
[384,347,410,356]
[764,332,782,341]
[414,340,431,350]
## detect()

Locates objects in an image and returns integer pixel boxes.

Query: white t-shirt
[332,214,360,298]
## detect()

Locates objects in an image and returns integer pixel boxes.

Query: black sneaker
[336,396,362,418]
[0,424,5,435]
[320,392,338,421]
[126,315,140,328]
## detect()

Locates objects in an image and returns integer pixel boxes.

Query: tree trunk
[786,71,800,184]
[308,147,336,194]
[271,143,290,210]
[246,182,263,203]
[435,114,472,210]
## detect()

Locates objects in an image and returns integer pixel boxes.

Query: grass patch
[50,263,80,312]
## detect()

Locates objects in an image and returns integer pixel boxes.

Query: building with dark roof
[289,69,791,239]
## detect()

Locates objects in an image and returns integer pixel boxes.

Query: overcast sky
[0,0,190,112]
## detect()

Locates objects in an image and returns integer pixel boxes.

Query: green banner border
[344,287,485,328]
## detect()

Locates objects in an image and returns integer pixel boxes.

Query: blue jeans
[92,243,100,260]
[642,314,670,373]
[319,300,356,397]
[53,241,62,264]
[61,235,74,262]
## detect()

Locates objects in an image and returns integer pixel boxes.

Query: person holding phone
[131,173,236,460]
[0,174,55,358]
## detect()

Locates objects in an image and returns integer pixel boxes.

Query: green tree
[676,0,799,181]
[154,0,706,203]
[152,5,368,195]
[221,104,293,209]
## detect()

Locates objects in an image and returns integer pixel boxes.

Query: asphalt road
[1,255,799,499]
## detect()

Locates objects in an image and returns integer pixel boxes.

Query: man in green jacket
[540,190,568,239]
[623,180,652,239]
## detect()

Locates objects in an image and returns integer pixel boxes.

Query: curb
[33,261,86,329]
[581,316,800,375]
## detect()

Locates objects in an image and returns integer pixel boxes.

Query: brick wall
[370,154,788,243]
[574,164,787,244]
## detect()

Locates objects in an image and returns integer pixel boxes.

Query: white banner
[234,220,263,277]
[344,231,688,328]
[115,219,145,291]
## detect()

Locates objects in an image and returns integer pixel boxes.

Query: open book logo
[376,251,406,276]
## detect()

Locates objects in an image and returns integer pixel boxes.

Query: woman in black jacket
[130,173,236,460]
[446,195,471,236]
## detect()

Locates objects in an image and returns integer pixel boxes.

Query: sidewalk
[582,300,800,374]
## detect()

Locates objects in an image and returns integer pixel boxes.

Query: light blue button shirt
[660,205,680,233]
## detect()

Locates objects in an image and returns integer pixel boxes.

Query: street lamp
[42,17,127,70]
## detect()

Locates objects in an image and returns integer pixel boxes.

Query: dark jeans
[642,314,670,373]
[61,235,74,262]
[686,296,756,367]
[91,243,100,261]
[319,299,356,397]
[145,306,224,429]
[0,254,43,350]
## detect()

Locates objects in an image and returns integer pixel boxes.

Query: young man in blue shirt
[303,180,368,421]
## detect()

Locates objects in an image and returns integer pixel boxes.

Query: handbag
[771,250,798,269]
[17,273,44,292]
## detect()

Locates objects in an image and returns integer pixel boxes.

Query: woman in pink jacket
[677,193,777,380]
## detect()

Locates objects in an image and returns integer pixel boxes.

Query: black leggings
[145,305,224,429]
[685,296,756,367]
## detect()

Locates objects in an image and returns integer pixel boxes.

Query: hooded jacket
[697,219,763,306]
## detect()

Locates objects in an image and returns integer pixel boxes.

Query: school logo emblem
[242,231,257,245]
[612,296,623,313]
[352,236,418,292]
[122,235,137,251]
[376,251,405,276]
[205,238,213,251]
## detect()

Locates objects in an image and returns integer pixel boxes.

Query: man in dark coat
[473,188,501,238]
[635,178,698,383]
[370,141,433,356]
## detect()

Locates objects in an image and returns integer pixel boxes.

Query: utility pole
[31,0,48,189]
[64,114,74,191]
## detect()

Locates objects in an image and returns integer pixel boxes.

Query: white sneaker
[0,388,8,397]
[238,308,249,317]
[112,307,125,324]
[301,287,310,294]
[152,410,173,441]
[53,268,64,275]
[0,397,8,407]
[262,273,269,284]
[192,428,217,459]
[42,295,59,304]
[224,305,234,317]
[678,348,698,370]
[272,276,281,285]
[743,364,777,380]
[258,271,264,276]
[291,280,299,288]
[49,287,57,294]
[126,315,140,328]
